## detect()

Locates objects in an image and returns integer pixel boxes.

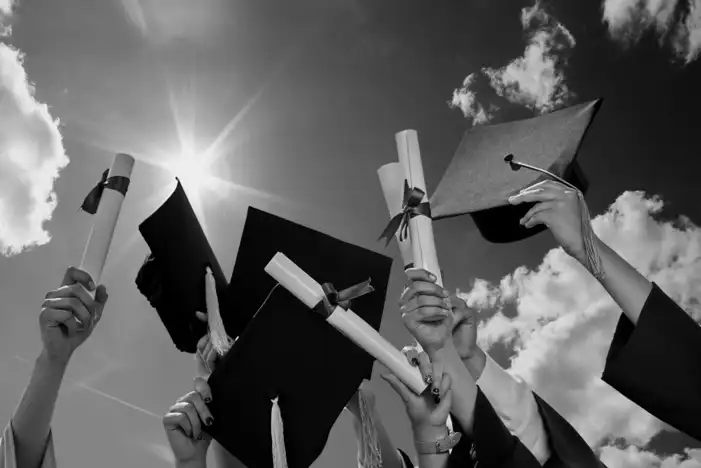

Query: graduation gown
[601,282,701,442]
[0,422,56,468]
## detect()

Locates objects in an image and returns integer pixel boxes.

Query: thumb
[94,285,109,305]
[195,311,208,323]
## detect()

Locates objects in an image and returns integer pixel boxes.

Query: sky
[0,0,701,467]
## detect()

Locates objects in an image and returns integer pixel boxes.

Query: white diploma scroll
[265,252,427,395]
[79,153,135,288]
[377,163,414,270]
[395,130,443,287]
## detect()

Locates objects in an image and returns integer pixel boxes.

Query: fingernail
[197,434,204,440]
[441,288,450,297]
[411,358,419,366]
[428,273,437,282]
[424,374,433,385]
[433,394,441,404]
[204,396,212,404]
[443,298,452,309]
[206,417,214,426]
[431,387,440,395]
[88,281,95,291]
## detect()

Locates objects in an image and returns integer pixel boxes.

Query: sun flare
[170,151,212,194]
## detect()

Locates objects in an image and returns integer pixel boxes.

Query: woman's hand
[399,269,454,352]
[163,377,215,465]
[508,180,588,264]
[381,348,452,442]
[39,267,108,366]
[194,312,222,377]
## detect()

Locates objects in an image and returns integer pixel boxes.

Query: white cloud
[600,446,701,468]
[459,191,701,451]
[0,8,69,256]
[450,1,575,124]
[602,0,701,64]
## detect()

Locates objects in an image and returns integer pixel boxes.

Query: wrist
[175,458,207,468]
[413,424,448,443]
[37,350,70,374]
[463,347,486,381]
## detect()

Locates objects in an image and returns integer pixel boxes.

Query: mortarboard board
[430,99,602,243]
[135,180,229,354]
[205,207,392,468]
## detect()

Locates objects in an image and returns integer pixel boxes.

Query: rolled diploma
[377,163,414,270]
[395,130,442,287]
[265,252,427,395]
[79,153,135,290]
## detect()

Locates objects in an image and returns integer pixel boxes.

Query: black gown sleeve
[601,283,701,441]
[448,389,542,468]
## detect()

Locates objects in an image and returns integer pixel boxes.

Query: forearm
[11,351,68,468]
[439,345,477,434]
[589,237,653,325]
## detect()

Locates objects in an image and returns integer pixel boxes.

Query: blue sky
[1,0,701,467]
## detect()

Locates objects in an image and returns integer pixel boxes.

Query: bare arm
[10,352,66,468]
[589,237,653,325]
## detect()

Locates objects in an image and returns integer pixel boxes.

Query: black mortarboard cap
[205,207,392,468]
[135,180,228,353]
[430,99,602,243]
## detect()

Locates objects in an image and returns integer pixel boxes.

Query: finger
[193,377,213,404]
[434,387,452,419]
[41,308,80,334]
[520,179,569,194]
[163,412,193,438]
[405,268,437,283]
[429,356,445,402]
[400,296,451,317]
[45,283,94,307]
[195,311,208,323]
[508,187,561,205]
[196,335,209,355]
[62,266,95,291]
[523,211,551,229]
[42,297,91,326]
[399,281,449,305]
[519,201,557,225]
[94,285,108,305]
[205,344,219,368]
[416,353,434,388]
[172,400,202,439]
[182,390,214,427]
[402,346,420,367]
[380,373,413,403]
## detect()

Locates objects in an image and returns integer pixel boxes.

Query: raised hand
[399,268,455,352]
[194,311,221,377]
[508,180,588,264]
[381,347,452,442]
[39,267,108,366]
[163,377,215,466]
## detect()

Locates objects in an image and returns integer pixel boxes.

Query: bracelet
[414,430,462,454]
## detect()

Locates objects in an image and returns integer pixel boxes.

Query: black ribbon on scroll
[378,180,432,246]
[80,168,131,214]
[313,279,375,318]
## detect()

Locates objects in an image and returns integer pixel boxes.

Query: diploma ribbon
[378,180,432,246]
[80,169,131,215]
[314,279,375,318]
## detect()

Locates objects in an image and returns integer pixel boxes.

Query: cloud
[0,8,69,256]
[458,191,701,452]
[602,0,701,63]
[450,1,576,125]
[599,446,701,468]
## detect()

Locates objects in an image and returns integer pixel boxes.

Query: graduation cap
[135,180,231,354]
[206,207,393,468]
[430,99,602,243]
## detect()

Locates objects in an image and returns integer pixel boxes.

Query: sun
[171,151,212,194]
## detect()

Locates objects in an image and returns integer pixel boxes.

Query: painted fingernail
[428,273,437,282]
[411,358,419,367]
[424,374,433,385]
[88,281,95,291]
[204,396,212,404]
[205,417,214,426]
[433,393,441,404]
